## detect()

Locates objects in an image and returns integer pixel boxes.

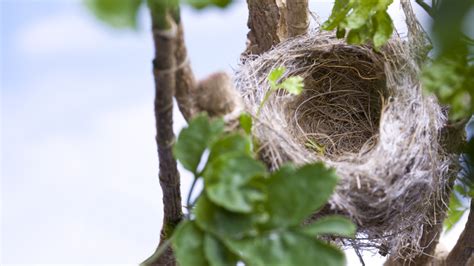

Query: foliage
[322,0,394,49]
[85,0,233,28]
[172,113,355,266]
[417,0,474,230]
[421,0,474,120]
[445,138,474,231]
[85,0,143,28]
[257,66,304,116]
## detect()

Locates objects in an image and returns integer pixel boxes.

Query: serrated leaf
[224,230,345,266]
[174,114,224,173]
[239,113,253,135]
[265,163,339,228]
[323,0,394,47]
[204,153,267,213]
[280,76,304,95]
[204,234,239,266]
[373,11,393,48]
[268,67,286,89]
[300,215,356,238]
[207,133,252,163]
[172,220,208,266]
[85,0,143,28]
[194,194,260,238]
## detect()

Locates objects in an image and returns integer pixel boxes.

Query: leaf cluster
[421,0,474,120]
[84,0,233,29]
[322,0,394,48]
[172,113,355,266]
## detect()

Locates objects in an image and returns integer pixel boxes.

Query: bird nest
[234,29,450,260]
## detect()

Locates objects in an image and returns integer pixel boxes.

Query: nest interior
[288,48,388,158]
[234,30,449,260]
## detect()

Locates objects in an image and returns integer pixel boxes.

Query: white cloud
[16,13,147,56]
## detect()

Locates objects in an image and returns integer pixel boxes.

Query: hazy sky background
[1,0,469,265]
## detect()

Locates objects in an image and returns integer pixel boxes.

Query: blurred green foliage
[85,0,233,29]
[85,0,143,28]
[422,0,474,120]
[171,113,355,266]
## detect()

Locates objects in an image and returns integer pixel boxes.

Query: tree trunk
[245,0,287,55]
[286,0,309,37]
[143,13,183,266]
[446,200,474,265]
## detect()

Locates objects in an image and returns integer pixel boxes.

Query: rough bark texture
[286,0,309,37]
[144,17,182,266]
[445,201,474,266]
[174,22,240,121]
[245,0,287,55]
[174,23,199,121]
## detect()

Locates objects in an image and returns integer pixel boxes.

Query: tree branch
[174,22,199,121]
[142,12,183,266]
[446,200,474,265]
[245,0,287,55]
[286,0,309,37]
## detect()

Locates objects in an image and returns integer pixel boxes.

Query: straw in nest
[234,27,450,260]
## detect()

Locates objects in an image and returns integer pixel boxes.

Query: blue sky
[0,0,469,264]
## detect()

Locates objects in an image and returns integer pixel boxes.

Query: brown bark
[286,0,309,37]
[445,201,474,266]
[143,15,183,266]
[174,23,199,121]
[245,0,287,55]
[174,22,240,121]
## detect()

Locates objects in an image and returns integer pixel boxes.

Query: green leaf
[207,133,252,163]
[336,27,346,39]
[323,0,351,30]
[444,191,468,232]
[323,0,394,47]
[85,0,143,28]
[204,234,239,266]
[421,55,474,119]
[225,230,346,266]
[172,220,208,266]
[373,11,393,48]
[279,76,304,95]
[265,163,339,228]
[174,114,224,173]
[204,153,267,213]
[300,215,356,238]
[194,194,260,238]
[343,0,375,30]
[268,67,286,89]
[184,0,233,9]
[239,113,253,135]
